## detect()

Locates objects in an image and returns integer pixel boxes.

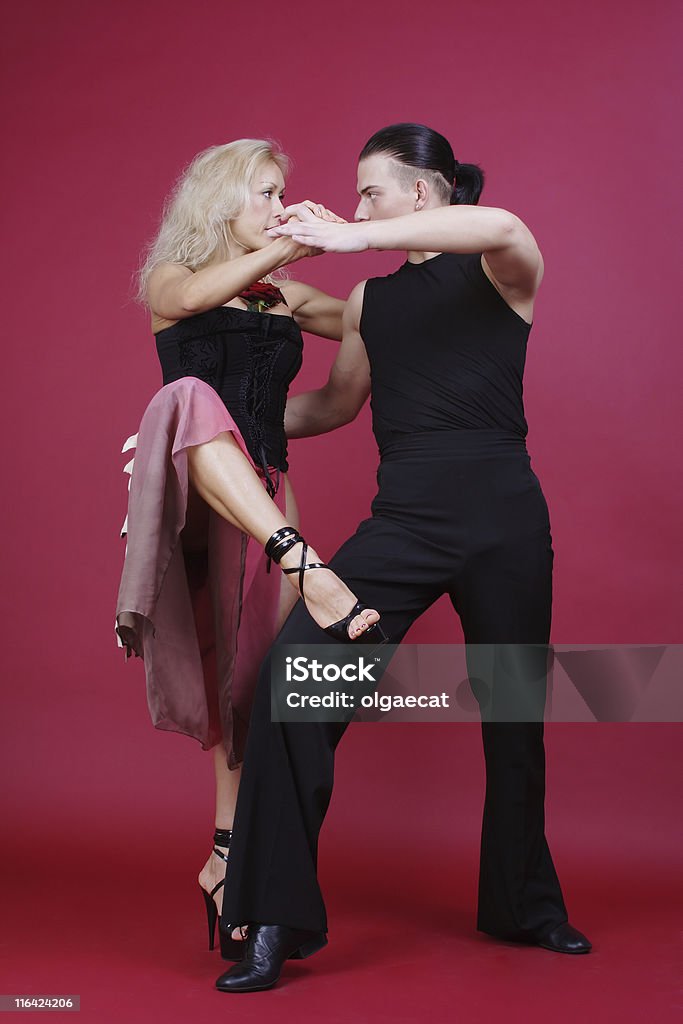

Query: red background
[1,1,681,1021]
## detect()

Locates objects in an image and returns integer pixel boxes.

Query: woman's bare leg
[276,475,301,629]
[197,749,241,919]
[186,432,380,638]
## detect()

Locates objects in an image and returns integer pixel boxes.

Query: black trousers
[221,431,568,939]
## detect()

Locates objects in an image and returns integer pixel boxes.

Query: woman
[115,139,384,959]
[215,123,590,993]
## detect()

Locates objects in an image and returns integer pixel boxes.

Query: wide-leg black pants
[221,431,568,939]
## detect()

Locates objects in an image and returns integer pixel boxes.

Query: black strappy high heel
[264,527,387,645]
[200,828,245,960]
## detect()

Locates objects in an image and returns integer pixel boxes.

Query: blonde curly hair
[136,139,289,304]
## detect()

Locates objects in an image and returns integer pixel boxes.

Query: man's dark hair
[360,123,484,205]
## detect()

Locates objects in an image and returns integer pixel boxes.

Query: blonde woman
[115,140,384,959]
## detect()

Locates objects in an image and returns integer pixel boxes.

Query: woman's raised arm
[281,280,345,341]
[147,237,311,320]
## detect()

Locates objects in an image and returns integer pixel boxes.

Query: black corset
[155,306,304,495]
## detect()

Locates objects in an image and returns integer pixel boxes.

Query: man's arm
[366,207,542,297]
[285,282,371,438]
[272,206,543,301]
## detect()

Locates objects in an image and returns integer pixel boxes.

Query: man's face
[354,155,418,222]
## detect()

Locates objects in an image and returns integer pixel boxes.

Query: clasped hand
[268,201,369,254]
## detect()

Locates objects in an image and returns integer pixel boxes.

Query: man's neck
[405,249,442,264]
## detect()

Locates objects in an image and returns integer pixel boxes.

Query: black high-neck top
[359,252,532,453]
[155,306,303,494]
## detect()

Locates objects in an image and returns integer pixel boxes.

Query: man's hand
[269,205,369,253]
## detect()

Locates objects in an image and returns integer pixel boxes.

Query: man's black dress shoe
[215,924,327,993]
[534,922,592,954]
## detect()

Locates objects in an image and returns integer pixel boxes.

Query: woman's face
[229,159,286,252]
[354,154,418,222]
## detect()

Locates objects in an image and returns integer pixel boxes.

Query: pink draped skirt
[115,377,285,769]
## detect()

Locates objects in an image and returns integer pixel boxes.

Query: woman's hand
[268,206,369,253]
[281,201,348,225]
[275,215,325,261]
[274,202,346,261]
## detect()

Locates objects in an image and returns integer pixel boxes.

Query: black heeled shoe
[215,923,328,993]
[265,527,387,645]
[199,828,245,960]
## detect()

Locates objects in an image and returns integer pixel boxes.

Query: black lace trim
[155,305,301,343]
[240,334,287,497]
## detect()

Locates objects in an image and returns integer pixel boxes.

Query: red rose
[239,282,287,311]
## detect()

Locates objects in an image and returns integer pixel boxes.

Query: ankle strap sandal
[199,828,245,960]
[265,527,387,645]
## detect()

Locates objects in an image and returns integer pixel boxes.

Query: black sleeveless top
[359,252,531,452]
[155,306,303,493]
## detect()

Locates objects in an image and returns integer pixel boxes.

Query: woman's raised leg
[186,432,380,639]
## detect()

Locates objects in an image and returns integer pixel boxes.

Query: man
[216,123,591,993]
